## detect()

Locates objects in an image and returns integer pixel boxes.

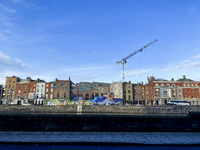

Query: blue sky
[0,0,200,85]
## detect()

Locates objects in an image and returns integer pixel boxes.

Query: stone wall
[0,112,200,132]
[0,105,200,132]
[0,105,200,114]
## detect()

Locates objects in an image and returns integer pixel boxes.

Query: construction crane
[116,39,158,81]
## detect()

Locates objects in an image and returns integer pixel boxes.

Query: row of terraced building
[1,75,200,105]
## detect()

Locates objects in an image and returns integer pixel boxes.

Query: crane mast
[116,39,158,81]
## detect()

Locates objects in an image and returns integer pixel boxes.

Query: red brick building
[45,82,53,99]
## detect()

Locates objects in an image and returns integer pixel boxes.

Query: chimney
[183,75,186,79]
[171,78,174,81]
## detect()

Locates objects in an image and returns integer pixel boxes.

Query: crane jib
[116,39,158,81]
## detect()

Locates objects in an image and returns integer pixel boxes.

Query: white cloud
[4,30,13,35]
[12,0,42,9]
[0,3,16,13]
[126,69,153,76]
[0,51,27,71]
[0,33,12,42]
[189,7,196,13]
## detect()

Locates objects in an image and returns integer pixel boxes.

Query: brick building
[76,82,110,100]
[4,76,20,100]
[28,80,37,99]
[15,77,31,100]
[53,78,71,100]
[148,75,200,105]
[45,82,53,99]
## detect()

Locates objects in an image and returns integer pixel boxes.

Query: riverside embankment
[0,105,200,132]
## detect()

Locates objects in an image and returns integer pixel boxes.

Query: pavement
[0,132,200,145]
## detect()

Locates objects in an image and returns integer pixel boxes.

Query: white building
[110,82,123,98]
[36,82,45,99]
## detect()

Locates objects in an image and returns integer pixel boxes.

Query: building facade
[5,76,20,100]
[15,77,31,100]
[45,82,53,99]
[76,82,110,100]
[110,82,123,98]
[28,80,37,99]
[148,75,200,105]
[53,78,71,100]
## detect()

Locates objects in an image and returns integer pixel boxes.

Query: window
[129,95,131,100]
[191,84,193,87]
[50,94,53,99]
[9,80,11,83]
[30,88,32,92]
[30,84,32,87]
[7,90,10,94]
[192,90,194,93]
[188,89,190,93]
[184,89,186,93]
[34,84,35,87]
[37,89,39,92]
[25,85,27,89]
[167,84,169,87]
[51,89,53,92]
[33,89,35,92]
[41,89,43,92]
[155,84,158,87]
[172,84,175,87]
[183,84,185,87]
[187,84,190,87]
[8,85,11,88]
[46,94,48,99]
[161,84,164,87]
[128,90,130,93]
[24,90,26,94]
[19,85,21,89]
[47,84,49,87]
[196,89,198,93]
[46,89,48,92]
[41,84,44,87]
[13,80,15,83]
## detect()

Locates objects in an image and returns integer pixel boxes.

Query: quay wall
[0,105,200,132]
[0,105,200,114]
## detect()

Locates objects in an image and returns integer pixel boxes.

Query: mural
[43,93,122,105]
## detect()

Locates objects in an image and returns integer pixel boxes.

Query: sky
[0,0,200,85]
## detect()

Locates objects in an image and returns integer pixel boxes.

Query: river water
[0,144,200,150]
